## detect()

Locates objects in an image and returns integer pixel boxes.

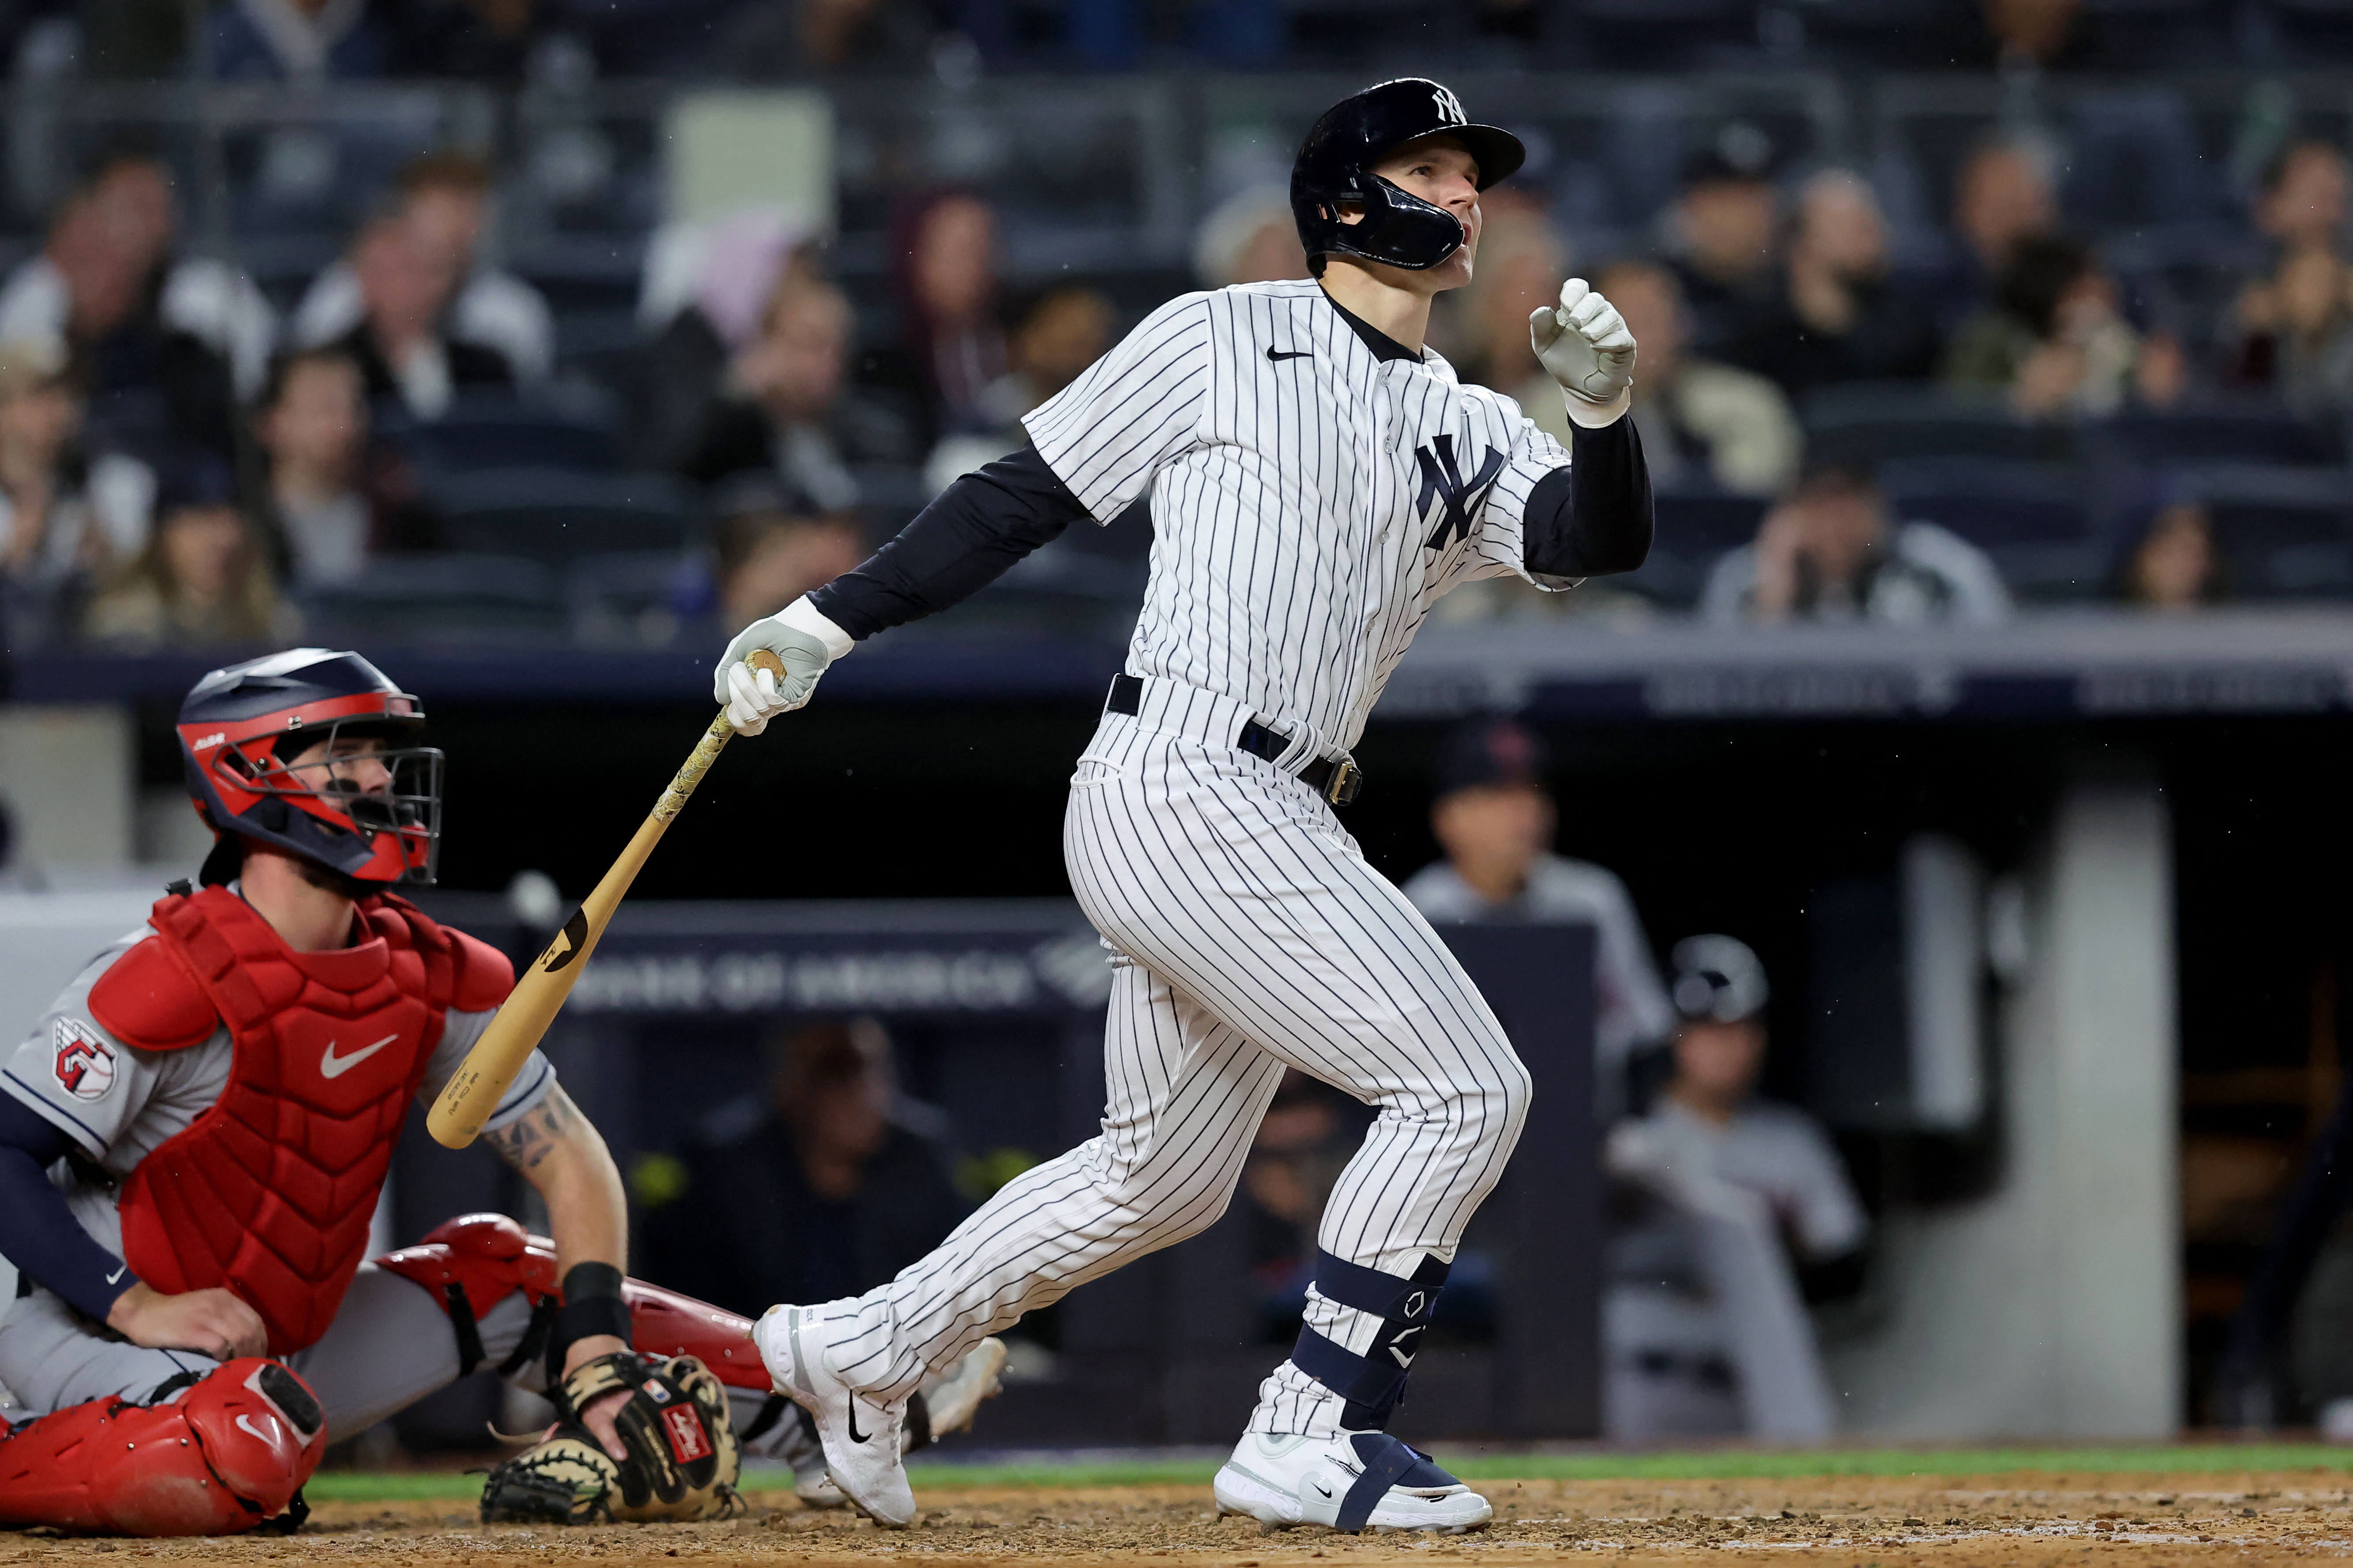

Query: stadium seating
[1878,458,2103,601]
[398,395,622,474]
[429,468,697,564]
[2176,465,2353,600]
[296,555,566,642]
[2086,403,2343,470]
[1802,384,2056,466]
[1620,492,1770,609]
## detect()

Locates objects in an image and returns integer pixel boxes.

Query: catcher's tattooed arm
[487,1084,633,1456]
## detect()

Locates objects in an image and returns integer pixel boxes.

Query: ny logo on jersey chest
[1414,435,1506,551]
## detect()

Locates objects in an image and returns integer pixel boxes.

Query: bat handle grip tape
[652,649,786,824]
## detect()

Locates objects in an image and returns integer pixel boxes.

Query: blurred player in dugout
[1401,715,1674,1122]
[1605,937,1867,1442]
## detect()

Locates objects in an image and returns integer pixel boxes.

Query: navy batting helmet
[178,647,444,888]
[1291,78,1526,276]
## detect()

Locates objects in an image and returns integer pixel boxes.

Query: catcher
[0,648,1000,1535]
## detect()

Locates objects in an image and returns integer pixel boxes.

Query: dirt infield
[7,1466,2353,1565]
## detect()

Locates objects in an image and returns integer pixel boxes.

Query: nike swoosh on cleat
[1312,1480,1334,1498]
[847,1404,871,1443]
[1266,346,1311,362]
[320,1033,398,1080]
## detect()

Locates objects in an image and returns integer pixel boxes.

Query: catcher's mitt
[480,1351,742,1525]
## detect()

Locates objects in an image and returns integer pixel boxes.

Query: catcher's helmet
[178,647,443,887]
[1291,78,1526,276]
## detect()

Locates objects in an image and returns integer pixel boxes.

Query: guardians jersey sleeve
[0,933,175,1161]
[415,1008,555,1133]
[1023,292,1215,523]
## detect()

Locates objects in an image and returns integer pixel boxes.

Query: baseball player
[0,648,1000,1534]
[717,78,1652,1532]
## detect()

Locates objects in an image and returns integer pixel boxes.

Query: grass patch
[304,1444,2353,1504]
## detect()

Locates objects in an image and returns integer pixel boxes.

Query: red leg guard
[377,1213,762,1390]
[0,1359,325,1536]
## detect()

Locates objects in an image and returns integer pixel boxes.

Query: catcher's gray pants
[816,704,1532,1437]
[0,1267,784,1444]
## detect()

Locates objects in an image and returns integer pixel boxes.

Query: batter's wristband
[550,1263,631,1371]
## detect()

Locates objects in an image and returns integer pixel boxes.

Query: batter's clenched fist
[1530,277,1637,427]
[715,596,851,735]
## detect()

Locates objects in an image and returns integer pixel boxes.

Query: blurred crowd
[8,1,2353,654]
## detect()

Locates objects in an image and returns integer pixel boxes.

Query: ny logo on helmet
[1431,85,1466,125]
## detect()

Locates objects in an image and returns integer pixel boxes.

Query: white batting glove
[713,596,853,735]
[1530,277,1637,428]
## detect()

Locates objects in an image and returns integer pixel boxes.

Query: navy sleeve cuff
[0,1093,136,1322]
[1524,416,1653,579]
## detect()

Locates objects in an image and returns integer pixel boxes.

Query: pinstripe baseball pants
[819,680,1531,1437]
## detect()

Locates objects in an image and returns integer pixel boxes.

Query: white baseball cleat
[753,1304,915,1528]
[1213,1431,1492,1534]
[916,1337,1008,1444]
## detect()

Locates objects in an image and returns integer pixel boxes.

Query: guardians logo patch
[52,1018,116,1101]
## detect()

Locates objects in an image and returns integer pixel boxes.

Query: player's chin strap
[1286,1251,1450,1431]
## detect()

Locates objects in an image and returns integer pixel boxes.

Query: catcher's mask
[178,647,443,887]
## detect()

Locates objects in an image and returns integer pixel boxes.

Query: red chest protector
[90,885,513,1355]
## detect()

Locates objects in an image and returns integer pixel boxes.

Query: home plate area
[5,1455,2353,1567]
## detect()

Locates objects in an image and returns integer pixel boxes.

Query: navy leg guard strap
[1290,1251,1450,1430]
[1335,1432,1459,1532]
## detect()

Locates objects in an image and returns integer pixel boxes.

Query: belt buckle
[1323,758,1362,807]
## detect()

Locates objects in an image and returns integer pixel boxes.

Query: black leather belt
[1105,674,1362,806]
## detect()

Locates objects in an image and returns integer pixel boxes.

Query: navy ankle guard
[1288,1251,1449,1430]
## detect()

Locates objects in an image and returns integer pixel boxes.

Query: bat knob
[745,648,786,681]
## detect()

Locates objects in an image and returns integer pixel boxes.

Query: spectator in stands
[250,346,436,588]
[85,450,293,645]
[2224,242,2353,418]
[711,483,865,632]
[2114,495,2226,611]
[292,152,553,389]
[1726,170,1940,402]
[0,148,271,452]
[1193,185,1308,288]
[1570,260,1798,498]
[1942,234,2186,418]
[207,0,400,78]
[1951,136,2058,303]
[0,336,150,607]
[631,214,819,471]
[332,209,515,422]
[1664,124,1782,357]
[926,285,1117,490]
[2253,141,2349,258]
[640,1018,967,1320]
[1604,937,1864,1440]
[677,273,916,510]
[895,191,1007,437]
[1404,716,1674,1122]
[1447,196,1566,393]
[1702,454,2011,625]
[1965,0,2100,71]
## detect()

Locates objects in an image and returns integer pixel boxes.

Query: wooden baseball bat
[425,649,786,1149]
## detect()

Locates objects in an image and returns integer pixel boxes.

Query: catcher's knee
[377,1212,562,1377]
[0,1359,325,1537]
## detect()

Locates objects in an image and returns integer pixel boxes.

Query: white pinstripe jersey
[1024,278,1577,765]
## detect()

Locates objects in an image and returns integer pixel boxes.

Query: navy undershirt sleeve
[809,442,1095,640]
[1522,414,1654,579]
[0,1093,137,1321]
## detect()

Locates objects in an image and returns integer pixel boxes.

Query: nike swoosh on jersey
[1266,345,1311,361]
[319,1033,400,1080]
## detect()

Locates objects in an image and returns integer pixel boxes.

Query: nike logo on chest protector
[320,1033,400,1080]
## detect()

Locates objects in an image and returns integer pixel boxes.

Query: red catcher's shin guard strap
[378,1212,762,1389]
[0,1359,326,1536]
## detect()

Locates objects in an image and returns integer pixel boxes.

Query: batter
[718,77,1653,1533]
